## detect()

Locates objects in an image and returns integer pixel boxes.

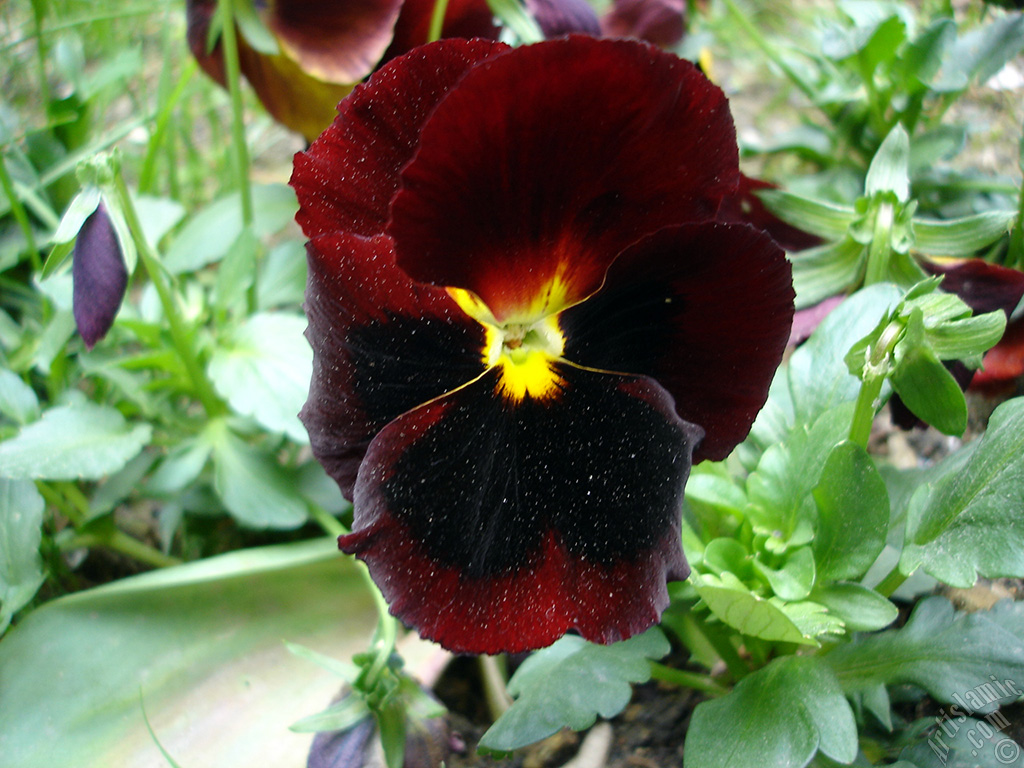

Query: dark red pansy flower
[187,0,497,141]
[292,37,794,654]
[72,202,128,350]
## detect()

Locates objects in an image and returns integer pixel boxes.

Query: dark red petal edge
[559,221,794,462]
[390,36,739,322]
[290,38,511,240]
[717,175,824,254]
[382,0,500,65]
[341,363,700,654]
[301,232,487,498]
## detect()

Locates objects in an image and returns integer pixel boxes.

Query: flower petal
[73,203,128,350]
[559,221,793,462]
[600,0,686,48]
[340,364,700,654]
[268,0,405,84]
[525,0,602,38]
[390,36,739,322]
[717,175,824,254]
[291,39,510,239]
[302,232,488,497]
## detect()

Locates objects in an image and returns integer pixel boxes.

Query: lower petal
[340,363,700,654]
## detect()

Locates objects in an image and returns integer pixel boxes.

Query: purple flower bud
[72,202,128,350]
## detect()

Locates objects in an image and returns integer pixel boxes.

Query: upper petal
[383,0,500,64]
[302,232,488,497]
[340,363,700,654]
[268,0,405,84]
[559,221,794,462]
[600,0,686,48]
[389,36,739,322]
[290,39,511,239]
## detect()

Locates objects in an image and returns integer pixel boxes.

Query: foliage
[1,1,1024,767]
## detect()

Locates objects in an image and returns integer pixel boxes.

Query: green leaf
[825,596,1024,707]
[758,190,857,240]
[788,283,903,426]
[478,628,668,752]
[0,538,377,768]
[42,186,100,278]
[891,341,967,435]
[210,423,308,529]
[163,184,297,274]
[693,572,813,645]
[258,239,307,310]
[686,655,857,768]
[933,13,1024,92]
[753,546,815,600]
[208,312,312,443]
[900,397,1024,586]
[926,310,1006,364]
[485,0,543,43]
[865,125,910,202]
[914,211,1016,256]
[0,479,46,634]
[812,441,890,581]
[212,225,260,314]
[810,583,897,632]
[0,401,152,481]
[897,18,956,89]
[0,368,39,425]
[900,714,1023,768]
[289,695,369,734]
[790,238,866,309]
[234,0,279,54]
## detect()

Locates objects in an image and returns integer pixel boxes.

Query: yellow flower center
[448,287,567,402]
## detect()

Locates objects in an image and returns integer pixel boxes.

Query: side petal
[559,221,793,462]
[302,232,488,497]
[268,0,404,84]
[390,36,739,322]
[291,39,511,239]
[340,363,700,654]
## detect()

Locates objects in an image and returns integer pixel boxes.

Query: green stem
[216,0,257,313]
[61,530,182,569]
[110,162,225,417]
[720,0,817,102]
[139,58,198,194]
[686,613,750,681]
[863,201,894,286]
[478,654,512,721]
[0,152,41,271]
[36,481,84,527]
[308,502,347,538]
[874,565,909,598]
[649,662,729,696]
[427,0,451,42]
[849,372,885,448]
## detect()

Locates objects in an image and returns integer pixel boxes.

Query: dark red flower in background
[292,37,794,654]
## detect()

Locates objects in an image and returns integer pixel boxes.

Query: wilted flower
[72,202,128,350]
[292,37,794,654]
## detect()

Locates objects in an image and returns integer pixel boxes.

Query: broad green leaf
[758,190,857,240]
[0,479,45,633]
[146,438,212,496]
[811,583,898,632]
[208,312,312,443]
[926,310,1006,364]
[933,13,1024,92]
[212,225,260,314]
[866,125,910,202]
[210,424,308,529]
[891,342,967,435]
[258,239,307,310]
[900,715,1023,768]
[693,572,813,645]
[478,629,668,752]
[0,401,151,480]
[703,538,754,579]
[687,655,857,768]
[0,538,375,768]
[914,211,1015,256]
[812,441,889,581]
[753,546,815,601]
[897,18,956,89]
[788,283,903,425]
[163,184,297,274]
[779,599,845,639]
[900,397,1024,586]
[0,368,39,425]
[791,238,865,309]
[825,596,1024,709]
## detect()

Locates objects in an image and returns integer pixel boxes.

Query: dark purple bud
[72,202,128,350]
[526,0,601,37]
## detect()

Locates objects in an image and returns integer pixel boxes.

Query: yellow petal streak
[450,287,567,403]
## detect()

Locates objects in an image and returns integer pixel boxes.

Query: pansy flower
[292,37,794,654]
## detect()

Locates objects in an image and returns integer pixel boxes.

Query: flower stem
[427,0,451,42]
[849,371,885,448]
[682,612,750,681]
[110,161,226,417]
[478,654,512,720]
[216,0,255,227]
[873,564,909,598]
[648,661,729,696]
[60,530,182,569]
[863,201,895,286]
[0,153,41,271]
